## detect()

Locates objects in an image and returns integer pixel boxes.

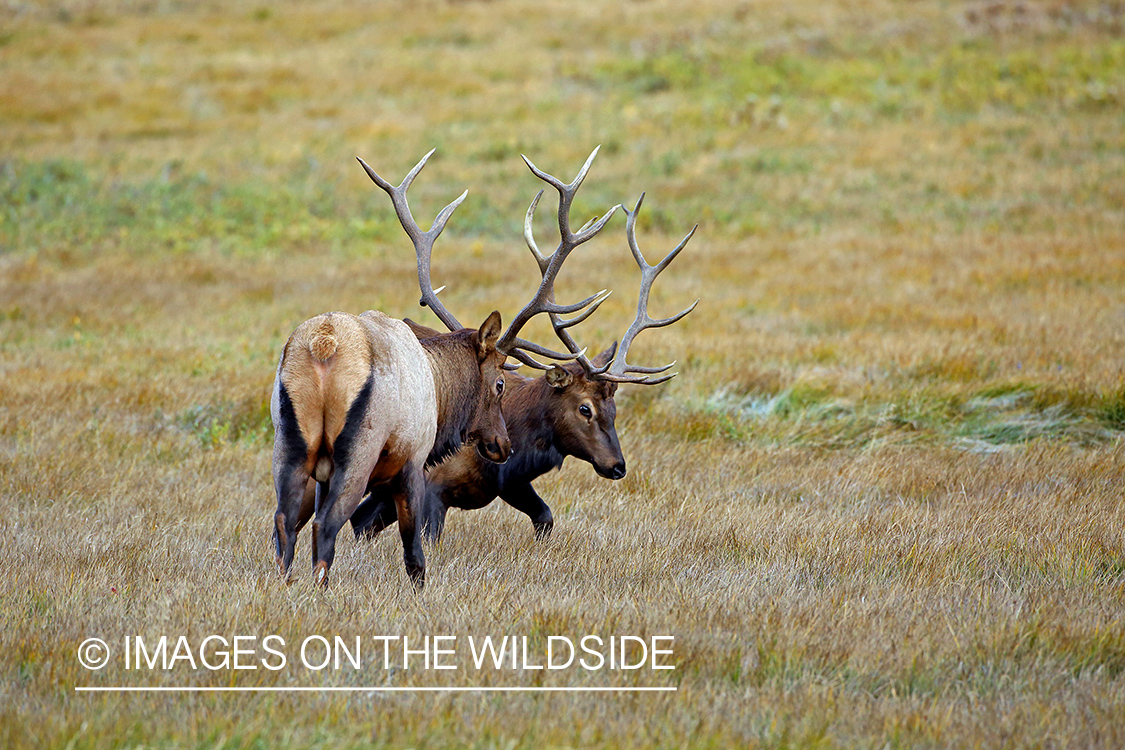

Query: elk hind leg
[272,384,316,580]
[273,463,311,580]
[311,444,382,588]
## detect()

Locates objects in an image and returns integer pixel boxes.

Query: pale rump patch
[275,310,438,465]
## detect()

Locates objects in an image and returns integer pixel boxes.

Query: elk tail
[309,317,338,362]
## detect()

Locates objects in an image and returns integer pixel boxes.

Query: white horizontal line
[75,686,677,693]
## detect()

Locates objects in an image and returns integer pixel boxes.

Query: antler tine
[496,287,612,371]
[521,145,600,237]
[553,288,612,329]
[601,194,699,384]
[357,153,466,332]
[496,147,619,368]
[523,190,550,274]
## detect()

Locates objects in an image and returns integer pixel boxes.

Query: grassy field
[2,0,1125,746]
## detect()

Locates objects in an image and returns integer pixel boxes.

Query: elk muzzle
[476,435,511,464]
[595,459,627,480]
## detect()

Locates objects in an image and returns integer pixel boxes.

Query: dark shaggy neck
[420,330,481,468]
[495,375,564,486]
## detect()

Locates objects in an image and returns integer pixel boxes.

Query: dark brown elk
[350,148,696,542]
[271,150,612,589]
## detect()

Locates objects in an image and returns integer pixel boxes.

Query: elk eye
[579,404,593,418]
[496,378,505,395]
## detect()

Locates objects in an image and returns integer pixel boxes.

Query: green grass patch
[589,35,1124,119]
[1097,384,1125,430]
[0,159,360,258]
[175,395,270,448]
[0,158,569,264]
[654,378,1125,450]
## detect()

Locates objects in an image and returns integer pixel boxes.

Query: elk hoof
[313,561,329,588]
[533,519,554,541]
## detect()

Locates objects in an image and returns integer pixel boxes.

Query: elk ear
[592,341,618,368]
[545,365,573,390]
[477,310,503,359]
[404,317,443,341]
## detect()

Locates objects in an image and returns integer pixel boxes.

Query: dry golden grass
[2,0,1124,747]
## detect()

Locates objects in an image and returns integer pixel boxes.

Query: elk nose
[610,461,626,480]
[480,439,510,464]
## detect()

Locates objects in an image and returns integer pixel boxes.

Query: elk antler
[501,146,621,370]
[357,150,467,332]
[359,149,612,371]
[596,193,699,385]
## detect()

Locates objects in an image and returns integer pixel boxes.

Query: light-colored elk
[271,150,611,589]
[350,147,697,542]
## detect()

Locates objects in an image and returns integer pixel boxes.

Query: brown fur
[351,345,625,542]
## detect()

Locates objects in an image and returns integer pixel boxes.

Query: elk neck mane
[418,329,481,468]
[493,374,565,484]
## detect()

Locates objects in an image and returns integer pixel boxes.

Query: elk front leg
[499,482,554,540]
[393,462,427,590]
[420,483,450,544]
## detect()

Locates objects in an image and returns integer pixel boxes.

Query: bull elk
[271,150,613,589]
[350,147,697,542]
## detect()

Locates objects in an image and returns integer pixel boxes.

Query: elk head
[468,311,509,463]
[518,147,699,480]
[543,344,625,479]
